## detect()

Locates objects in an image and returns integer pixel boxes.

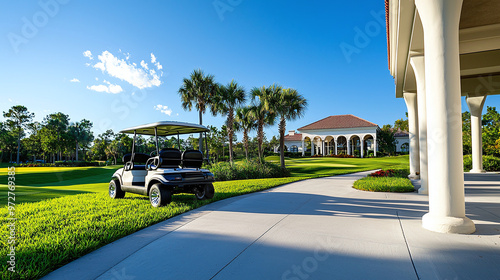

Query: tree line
[1,69,308,170]
[377,107,500,157]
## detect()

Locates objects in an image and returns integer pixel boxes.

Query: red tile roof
[298,115,378,131]
[284,133,302,141]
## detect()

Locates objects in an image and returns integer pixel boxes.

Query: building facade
[284,115,382,158]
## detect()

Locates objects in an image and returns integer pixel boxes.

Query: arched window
[401,143,409,152]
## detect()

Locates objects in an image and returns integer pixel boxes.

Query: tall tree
[3,105,34,163]
[377,125,397,156]
[393,112,409,132]
[23,121,43,162]
[43,112,70,161]
[178,69,218,152]
[269,87,308,170]
[249,86,275,161]
[69,119,93,161]
[482,106,500,156]
[235,106,257,160]
[213,80,246,163]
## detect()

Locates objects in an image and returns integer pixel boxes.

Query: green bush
[463,155,500,171]
[353,177,415,192]
[208,159,289,181]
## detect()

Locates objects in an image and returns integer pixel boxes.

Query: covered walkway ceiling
[388,0,500,97]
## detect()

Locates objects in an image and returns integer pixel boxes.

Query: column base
[422,213,476,234]
[408,173,420,180]
[418,187,428,195]
[469,169,486,173]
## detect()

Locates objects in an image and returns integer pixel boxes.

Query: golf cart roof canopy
[120,121,209,136]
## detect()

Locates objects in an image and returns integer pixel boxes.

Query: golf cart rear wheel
[194,184,215,200]
[149,183,172,207]
[109,180,125,199]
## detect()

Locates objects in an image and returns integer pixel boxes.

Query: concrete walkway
[44,171,500,280]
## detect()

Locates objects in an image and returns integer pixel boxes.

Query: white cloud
[70,78,80,83]
[140,60,148,70]
[87,83,123,94]
[87,51,162,89]
[151,53,162,70]
[154,104,172,116]
[83,50,93,60]
[8,98,13,102]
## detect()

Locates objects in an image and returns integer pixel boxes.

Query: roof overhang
[120,121,209,136]
[387,0,500,98]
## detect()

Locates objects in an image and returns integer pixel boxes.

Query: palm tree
[249,86,275,161]
[212,80,246,163]
[3,105,35,163]
[271,88,308,170]
[178,69,218,152]
[234,106,257,160]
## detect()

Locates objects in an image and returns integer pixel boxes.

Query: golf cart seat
[159,148,182,168]
[182,150,203,168]
[122,153,150,170]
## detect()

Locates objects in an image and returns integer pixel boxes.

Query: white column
[410,56,429,194]
[347,138,351,155]
[466,95,487,173]
[374,135,377,157]
[334,139,338,155]
[361,138,364,158]
[302,139,305,156]
[404,92,420,179]
[416,0,475,234]
[311,140,314,156]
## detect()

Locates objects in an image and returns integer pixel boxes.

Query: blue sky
[1,0,498,140]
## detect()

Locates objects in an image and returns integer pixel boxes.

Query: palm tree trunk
[243,130,249,160]
[279,117,286,170]
[198,110,203,153]
[257,120,264,162]
[227,110,234,164]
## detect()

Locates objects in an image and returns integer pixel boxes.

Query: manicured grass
[353,176,416,192]
[0,156,409,279]
[0,176,306,280]
[0,166,117,207]
[266,155,409,178]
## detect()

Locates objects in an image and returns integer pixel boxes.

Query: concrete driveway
[43,171,500,280]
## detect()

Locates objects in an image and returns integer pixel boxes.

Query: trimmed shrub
[353,177,415,192]
[463,155,500,171]
[208,159,289,181]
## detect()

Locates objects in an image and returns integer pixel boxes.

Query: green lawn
[266,155,409,177]
[0,156,408,279]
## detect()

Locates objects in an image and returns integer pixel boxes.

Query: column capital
[466,95,487,117]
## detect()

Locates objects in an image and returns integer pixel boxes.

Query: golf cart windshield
[119,121,209,136]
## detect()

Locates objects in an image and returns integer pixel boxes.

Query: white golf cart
[109,121,215,207]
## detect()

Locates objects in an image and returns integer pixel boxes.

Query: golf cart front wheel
[109,180,125,199]
[194,184,215,200]
[149,183,172,207]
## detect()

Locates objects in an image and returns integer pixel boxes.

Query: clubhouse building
[283,114,408,157]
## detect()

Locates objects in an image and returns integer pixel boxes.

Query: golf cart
[109,121,215,207]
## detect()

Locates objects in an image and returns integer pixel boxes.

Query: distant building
[282,114,410,158]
